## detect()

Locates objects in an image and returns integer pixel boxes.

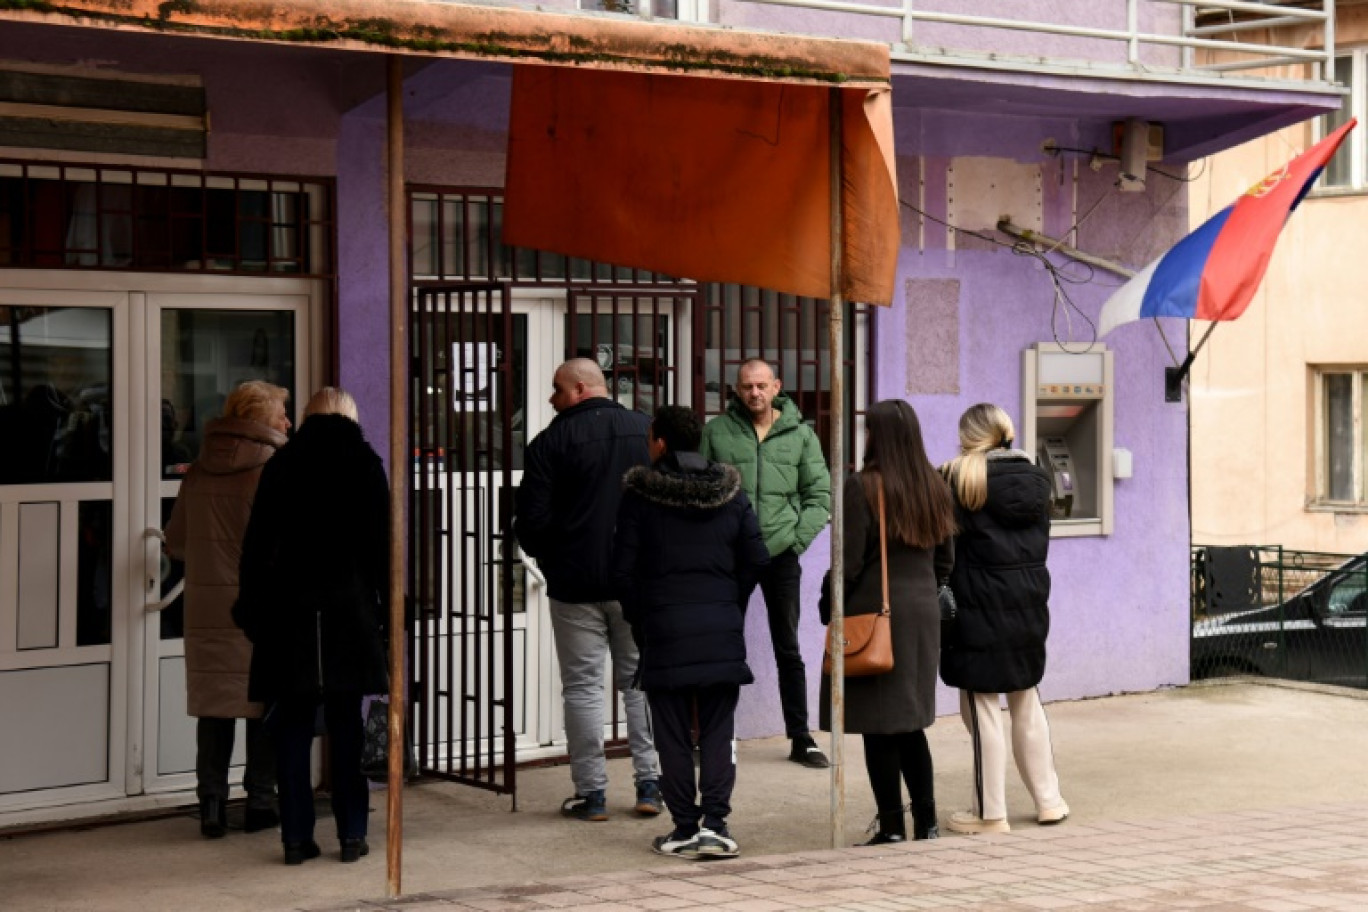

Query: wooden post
[827,85,846,852]
[385,54,407,900]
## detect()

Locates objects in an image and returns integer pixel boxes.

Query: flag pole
[1164,320,1219,403]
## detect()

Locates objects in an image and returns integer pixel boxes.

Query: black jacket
[612,451,770,691]
[515,397,651,603]
[234,414,391,702]
[939,451,1052,694]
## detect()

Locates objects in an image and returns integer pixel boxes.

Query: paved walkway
[320,802,1368,911]
[8,682,1368,911]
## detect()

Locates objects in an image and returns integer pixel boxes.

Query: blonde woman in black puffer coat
[939,403,1068,836]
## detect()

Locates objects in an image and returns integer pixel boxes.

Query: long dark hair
[860,399,956,548]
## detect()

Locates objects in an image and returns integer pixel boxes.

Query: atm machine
[1021,343,1114,537]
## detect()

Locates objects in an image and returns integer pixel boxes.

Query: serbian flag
[1099,119,1356,336]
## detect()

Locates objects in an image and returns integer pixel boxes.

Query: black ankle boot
[912,803,939,840]
[859,810,906,846]
[199,799,227,839]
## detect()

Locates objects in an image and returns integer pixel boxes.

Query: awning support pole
[385,54,407,900]
[827,84,847,852]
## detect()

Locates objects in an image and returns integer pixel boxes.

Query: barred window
[0,161,334,276]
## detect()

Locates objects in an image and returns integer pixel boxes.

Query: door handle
[144,527,185,612]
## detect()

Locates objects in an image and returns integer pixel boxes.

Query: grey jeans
[549,598,659,793]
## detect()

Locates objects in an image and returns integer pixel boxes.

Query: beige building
[1190,3,1368,555]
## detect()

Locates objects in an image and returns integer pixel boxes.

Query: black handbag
[360,697,417,783]
[938,584,958,636]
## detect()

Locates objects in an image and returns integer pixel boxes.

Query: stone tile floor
[311,802,1368,911]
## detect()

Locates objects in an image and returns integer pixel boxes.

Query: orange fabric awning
[504,67,899,305]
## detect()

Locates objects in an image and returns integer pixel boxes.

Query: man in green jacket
[700,358,832,768]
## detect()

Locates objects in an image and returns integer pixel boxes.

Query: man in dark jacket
[614,405,770,859]
[700,359,831,768]
[514,358,661,822]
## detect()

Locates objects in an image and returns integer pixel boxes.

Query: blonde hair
[304,386,359,422]
[222,380,289,426]
[942,403,1016,512]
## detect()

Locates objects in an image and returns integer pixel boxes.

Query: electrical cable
[900,198,1100,352]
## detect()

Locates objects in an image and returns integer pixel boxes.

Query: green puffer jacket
[700,394,831,557]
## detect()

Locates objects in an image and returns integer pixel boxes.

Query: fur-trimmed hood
[622,451,741,510]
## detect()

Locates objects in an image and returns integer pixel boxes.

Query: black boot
[199,799,227,839]
[912,803,939,841]
[859,810,906,846]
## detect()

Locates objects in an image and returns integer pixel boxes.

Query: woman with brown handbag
[819,399,956,843]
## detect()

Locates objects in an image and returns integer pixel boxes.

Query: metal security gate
[409,283,517,796]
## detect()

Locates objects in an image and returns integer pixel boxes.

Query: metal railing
[1191,545,1368,689]
[721,0,1335,85]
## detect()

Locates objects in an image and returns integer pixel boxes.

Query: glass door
[0,288,129,812]
[137,289,312,795]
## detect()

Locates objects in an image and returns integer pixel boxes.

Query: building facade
[0,0,1337,823]
[1190,2,1368,556]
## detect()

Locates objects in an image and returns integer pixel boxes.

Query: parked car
[1191,549,1368,689]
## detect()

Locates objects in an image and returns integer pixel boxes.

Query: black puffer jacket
[939,451,1052,694]
[612,451,770,691]
[234,414,390,702]
[515,397,650,603]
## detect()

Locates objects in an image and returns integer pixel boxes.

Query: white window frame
[1312,366,1368,508]
[577,0,706,22]
[1313,50,1364,192]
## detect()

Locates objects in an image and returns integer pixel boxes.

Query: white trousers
[958,688,1065,821]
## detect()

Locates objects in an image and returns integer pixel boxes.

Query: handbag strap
[877,477,890,617]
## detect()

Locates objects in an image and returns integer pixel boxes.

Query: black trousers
[271,693,369,845]
[862,730,934,818]
[754,548,809,739]
[647,684,740,834]
[196,716,276,808]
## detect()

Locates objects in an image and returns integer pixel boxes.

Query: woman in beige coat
[165,380,290,838]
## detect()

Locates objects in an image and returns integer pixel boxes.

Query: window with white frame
[1316,52,1360,190]
[577,0,704,21]
[1313,368,1368,506]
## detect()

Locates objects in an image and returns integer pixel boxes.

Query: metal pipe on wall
[827,84,847,851]
[386,54,408,900]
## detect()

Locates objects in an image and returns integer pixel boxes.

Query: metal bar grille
[409,283,516,796]
[0,158,333,276]
[694,284,871,467]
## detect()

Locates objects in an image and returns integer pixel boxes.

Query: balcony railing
[601,0,1337,87]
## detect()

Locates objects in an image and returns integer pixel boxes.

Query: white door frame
[136,283,321,796]
[0,270,324,823]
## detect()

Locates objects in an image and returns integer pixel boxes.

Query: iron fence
[1191,545,1368,688]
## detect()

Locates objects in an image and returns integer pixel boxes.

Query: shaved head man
[515,359,662,822]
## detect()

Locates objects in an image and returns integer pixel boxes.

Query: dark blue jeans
[271,693,368,845]
[755,548,809,739]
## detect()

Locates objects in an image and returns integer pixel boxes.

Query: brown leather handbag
[823,479,894,678]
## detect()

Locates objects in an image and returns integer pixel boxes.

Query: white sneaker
[946,810,1010,835]
[1037,802,1070,825]
[694,827,740,858]
[652,829,702,857]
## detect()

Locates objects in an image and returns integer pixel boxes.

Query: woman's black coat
[234,413,391,702]
[612,451,770,692]
[939,451,1052,694]
[818,473,953,734]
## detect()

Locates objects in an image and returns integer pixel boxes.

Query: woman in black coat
[819,399,956,844]
[235,387,389,866]
[939,403,1068,836]
[613,406,770,860]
